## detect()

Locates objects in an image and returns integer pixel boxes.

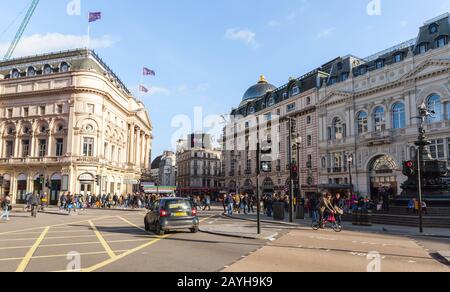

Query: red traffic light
[405,161,414,168]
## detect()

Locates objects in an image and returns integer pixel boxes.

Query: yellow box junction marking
[16,226,50,272]
[88,220,116,259]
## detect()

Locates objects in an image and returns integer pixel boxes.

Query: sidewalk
[224,212,450,239]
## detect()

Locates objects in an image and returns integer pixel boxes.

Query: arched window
[373,107,386,132]
[357,111,368,135]
[427,94,442,123]
[392,102,406,129]
[267,97,275,107]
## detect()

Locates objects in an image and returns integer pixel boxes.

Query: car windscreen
[163,200,192,211]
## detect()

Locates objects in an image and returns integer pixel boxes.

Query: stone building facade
[0,49,152,204]
[317,13,450,199]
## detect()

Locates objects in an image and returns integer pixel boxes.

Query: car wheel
[190,226,199,233]
[156,223,165,236]
[144,220,150,231]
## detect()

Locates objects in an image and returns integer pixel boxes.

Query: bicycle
[312,213,342,233]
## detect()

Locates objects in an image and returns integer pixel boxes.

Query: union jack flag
[139,85,149,93]
[89,12,102,23]
[143,67,155,76]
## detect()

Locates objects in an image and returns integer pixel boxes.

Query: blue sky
[1,0,450,159]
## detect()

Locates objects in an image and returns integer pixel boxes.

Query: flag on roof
[139,85,149,93]
[143,67,156,76]
[89,12,102,23]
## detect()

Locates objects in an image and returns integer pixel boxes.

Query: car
[144,197,199,235]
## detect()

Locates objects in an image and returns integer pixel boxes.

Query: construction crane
[3,0,40,61]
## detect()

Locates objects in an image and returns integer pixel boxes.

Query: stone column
[129,124,135,164]
[144,135,149,169]
[14,134,19,158]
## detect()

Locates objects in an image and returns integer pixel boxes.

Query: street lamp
[347,154,354,194]
[294,136,303,219]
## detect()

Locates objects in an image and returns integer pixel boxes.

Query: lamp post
[347,154,354,194]
[294,136,303,219]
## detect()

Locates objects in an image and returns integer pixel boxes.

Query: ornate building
[0,49,152,204]
[317,13,450,199]
[176,134,223,196]
[224,73,326,198]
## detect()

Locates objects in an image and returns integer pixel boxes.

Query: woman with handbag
[1,195,12,221]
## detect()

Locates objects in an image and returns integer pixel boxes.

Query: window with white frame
[429,139,445,159]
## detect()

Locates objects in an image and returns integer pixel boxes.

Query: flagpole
[87,20,91,49]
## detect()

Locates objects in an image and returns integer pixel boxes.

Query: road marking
[16,226,49,272]
[81,215,215,272]
[118,216,145,232]
[0,249,130,262]
[88,220,116,259]
[0,215,119,236]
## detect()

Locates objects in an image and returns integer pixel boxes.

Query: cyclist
[317,192,336,229]
[29,192,40,218]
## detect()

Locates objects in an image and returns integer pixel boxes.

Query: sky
[1,0,450,160]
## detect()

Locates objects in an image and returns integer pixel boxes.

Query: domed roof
[151,155,163,169]
[241,75,276,105]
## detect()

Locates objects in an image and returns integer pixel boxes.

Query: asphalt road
[0,208,268,272]
[0,207,448,272]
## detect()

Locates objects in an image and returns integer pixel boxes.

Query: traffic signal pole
[256,142,261,235]
[416,148,424,234]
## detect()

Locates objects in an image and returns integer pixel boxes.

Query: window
[22,140,30,157]
[306,96,311,105]
[321,157,326,169]
[60,62,70,73]
[56,139,64,157]
[38,139,47,157]
[56,104,63,114]
[393,53,403,63]
[307,155,312,168]
[282,92,288,99]
[337,62,343,70]
[23,107,29,117]
[427,94,442,123]
[429,139,445,159]
[341,72,349,81]
[264,113,272,121]
[39,106,46,115]
[111,145,115,161]
[329,77,337,85]
[43,64,52,75]
[418,43,428,54]
[268,97,275,107]
[375,60,384,69]
[307,135,312,147]
[84,103,94,114]
[5,141,13,157]
[373,107,386,132]
[359,66,367,75]
[7,109,13,118]
[118,148,121,162]
[392,102,406,129]
[27,67,36,77]
[436,36,447,48]
[11,69,20,79]
[83,138,94,157]
[291,86,300,96]
[357,111,368,135]
[429,24,438,34]
[307,115,312,125]
[286,103,296,112]
[249,107,255,114]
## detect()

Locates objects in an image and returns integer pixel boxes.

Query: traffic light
[39,175,45,185]
[95,175,101,186]
[260,140,272,173]
[292,165,299,180]
[403,161,415,177]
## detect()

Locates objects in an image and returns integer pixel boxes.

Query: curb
[199,229,262,240]
[222,213,450,239]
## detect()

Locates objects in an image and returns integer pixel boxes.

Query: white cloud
[316,27,336,40]
[224,28,259,48]
[148,86,171,96]
[0,33,118,58]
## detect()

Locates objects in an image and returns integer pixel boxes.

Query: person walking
[0,195,12,221]
[29,192,40,217]
[203,194,211,211]
[226,193,234,215]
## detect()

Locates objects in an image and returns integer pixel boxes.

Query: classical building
[224,73,326,198]
[0,49,152,204]
[317,13,450,199]
[151,150,177,187]
[176,134,223,196]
